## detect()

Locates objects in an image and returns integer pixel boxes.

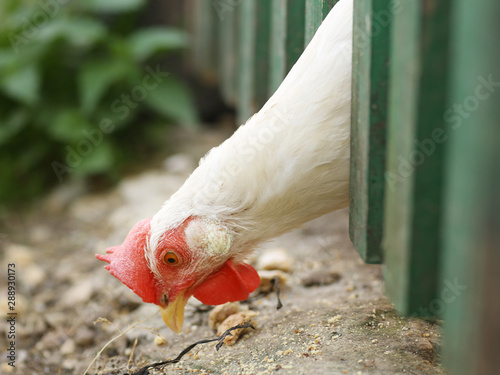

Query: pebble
[1,363,14,373]
[61,278,96,307]
[62,357,78,370]
[74,326,95,347]
[257,248,294,273]
[61,339,76,355]
[18,313,47,337]
[327,315,342,324]
[44,312,67,328]
[302,269,341,287]
[38,330,65,351]
[5,244,46,289]
[416,339,435,362]
[154,336,167,346]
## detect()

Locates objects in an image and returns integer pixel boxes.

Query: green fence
[186,1,500,374]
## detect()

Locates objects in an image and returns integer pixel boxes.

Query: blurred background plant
[0,0,197,206]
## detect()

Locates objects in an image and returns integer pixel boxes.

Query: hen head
[96,217,260,333]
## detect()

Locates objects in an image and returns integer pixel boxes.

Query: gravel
[0,130,447,375]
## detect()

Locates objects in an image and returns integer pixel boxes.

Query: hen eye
[162,251,181,266]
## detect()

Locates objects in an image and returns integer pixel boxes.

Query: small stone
[155,336,167,346]
[61,278,96,307]
[44,312,67,328]
[345,284,355,292]
[74,327,95,347]
[62,357,79,370]
[257,248,294,272]
[328,315,342,324]
[5,243,35,267]
[38,330,65,351]
[1,363,14,373]
[18,313,47,337]
[416,339,435,362]
[302,269,341,287]
[371,339,378,344]
[61,339,76,355]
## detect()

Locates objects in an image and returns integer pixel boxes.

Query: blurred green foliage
[0,0,197,205]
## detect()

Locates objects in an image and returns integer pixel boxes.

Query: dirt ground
[1,129,447,375]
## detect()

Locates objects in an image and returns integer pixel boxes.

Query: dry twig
[129,322,255,375]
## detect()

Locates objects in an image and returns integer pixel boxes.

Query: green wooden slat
[305,0,322,46]
[217,1,238,105]
[254,0,272,108]
[305,0,338,46]
[349,0,391,264]
[322,0,338,17]
[237,0,271,124]
[285,0,306,72]
[383,0,452,316]
[269,0,306,95]
[191,0,218,81]
[269,0,287,94]
[442,0,500,373]
[237,0,256,124]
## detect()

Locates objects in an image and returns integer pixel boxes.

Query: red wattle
[193,259,261,305]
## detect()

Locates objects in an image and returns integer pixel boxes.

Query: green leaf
[0,49,19,72]
[79,0,145,13]
[75,139,115,175]
[128,28,187,61]
[144,77,198,125]
[79,59,133,114]
[37,18,106,48]
[0,64,40,105]
[0,109,28,145]
[48,109,92,142]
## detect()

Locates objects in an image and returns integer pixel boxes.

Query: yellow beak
[159,291,189,334]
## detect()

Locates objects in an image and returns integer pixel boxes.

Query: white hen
[97,0,353,333]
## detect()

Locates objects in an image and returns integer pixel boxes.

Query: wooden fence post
[269,0,306,95]
[237,0,272,124]
[383,0,452,315]
[441,0,500,373]
[349,0,391,264]
[304,0,338,46]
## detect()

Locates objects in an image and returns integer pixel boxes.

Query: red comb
[96,218,158,304]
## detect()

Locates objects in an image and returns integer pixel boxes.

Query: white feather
[149,0,353,261]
